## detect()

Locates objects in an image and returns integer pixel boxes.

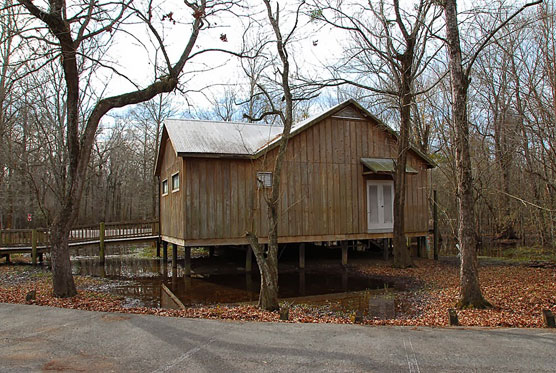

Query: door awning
[360,158,419,174]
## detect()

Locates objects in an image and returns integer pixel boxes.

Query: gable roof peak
[155,99,435,174]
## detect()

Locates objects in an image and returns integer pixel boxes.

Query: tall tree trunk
[443,0,490,309]
[50,221,76,297]
[245,0,296,311]
[247,235,279,311]
[17,0,206,297]
[393,55,413,268]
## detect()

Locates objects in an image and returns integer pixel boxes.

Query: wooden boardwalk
[0,220,159,262]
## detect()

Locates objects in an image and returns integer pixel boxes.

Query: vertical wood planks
[169,106,432,244]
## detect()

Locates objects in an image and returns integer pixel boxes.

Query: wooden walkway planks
[0,235,159,255]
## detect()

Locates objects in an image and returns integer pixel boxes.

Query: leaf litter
[1,259,554,327]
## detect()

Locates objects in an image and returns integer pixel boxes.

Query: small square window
[257,172,273,188]
[162,179,168,195]
[171,173,180,192]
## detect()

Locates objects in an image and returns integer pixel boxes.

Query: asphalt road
[0,303,555,372]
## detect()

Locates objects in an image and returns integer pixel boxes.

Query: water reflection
[72,256,394,314]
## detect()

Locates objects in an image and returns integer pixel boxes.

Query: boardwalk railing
[0,228,50,247]
[68,220,159,243]
[0,220,160,264]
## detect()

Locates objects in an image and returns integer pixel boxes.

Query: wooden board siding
[179,115,430,243]
[159,139,185,240]
[184,158,255,240]
[263,117,430,238]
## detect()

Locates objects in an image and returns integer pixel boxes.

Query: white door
[367,180,394,232]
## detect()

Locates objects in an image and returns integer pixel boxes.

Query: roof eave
[154,127,169,177]
[177,152,253,160]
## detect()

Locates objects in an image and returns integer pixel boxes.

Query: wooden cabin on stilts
[154,99,435,273]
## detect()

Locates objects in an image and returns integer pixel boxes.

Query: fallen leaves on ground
[1,259,554,327]
[353,260,556,327]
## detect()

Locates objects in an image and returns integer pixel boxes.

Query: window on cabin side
[172,173,180,192]
[162,179,168,195]
[257,172,273,188]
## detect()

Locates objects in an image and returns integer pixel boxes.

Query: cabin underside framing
[161,231,429,248]
[159,233,431,274]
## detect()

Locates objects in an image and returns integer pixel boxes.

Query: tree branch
[465,0,543,77]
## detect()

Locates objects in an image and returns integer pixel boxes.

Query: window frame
[171,172,180,193]
[256,171,273,188]
[161,179,169,196]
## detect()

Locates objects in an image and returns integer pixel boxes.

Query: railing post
[99,222,105,264]
[32,229,37,266]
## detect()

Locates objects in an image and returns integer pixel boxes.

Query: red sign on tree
[27,214,32,222]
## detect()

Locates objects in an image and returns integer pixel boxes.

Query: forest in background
[0,0,554,253]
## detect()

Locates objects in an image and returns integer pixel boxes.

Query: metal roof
[163,101,354,158]
[361,158,419,174]
[164,119,284,156]
[159,100,435,168]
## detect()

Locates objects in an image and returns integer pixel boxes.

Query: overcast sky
[101,0,504,123]
[102,0,350,120]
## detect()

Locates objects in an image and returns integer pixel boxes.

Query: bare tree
[244,0,304,311]
[310,0,442,267]
[13,0,232,297]
[441,0,541,308]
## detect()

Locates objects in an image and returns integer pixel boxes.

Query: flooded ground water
[71,247,399,316]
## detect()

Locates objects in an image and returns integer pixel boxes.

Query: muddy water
[72,255,395,314]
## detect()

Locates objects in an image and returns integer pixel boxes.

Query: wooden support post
[171,268,177,289]
[162,260,168,278]
[162,241,168,262]
[448,309,459,326]
[172,244,178,269]
[543,309,555,328]
[298,270,306,296]
[417,237,423,258]
[433,190,439,261]
[184,247,191,276]
[209,247,214,257]
[245,246,252,272]
[279,307,290,321]
[342,270,348,291]
[156,238,161,258]
[184,276,192,290]
[39,253,44,264]
[4,254,10,264]
[245,273,254,294]
[341,241,348,266]
[31,229,37,266]
[299,243,305,269]
[98,264,106,278]
[99,222,105,264]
